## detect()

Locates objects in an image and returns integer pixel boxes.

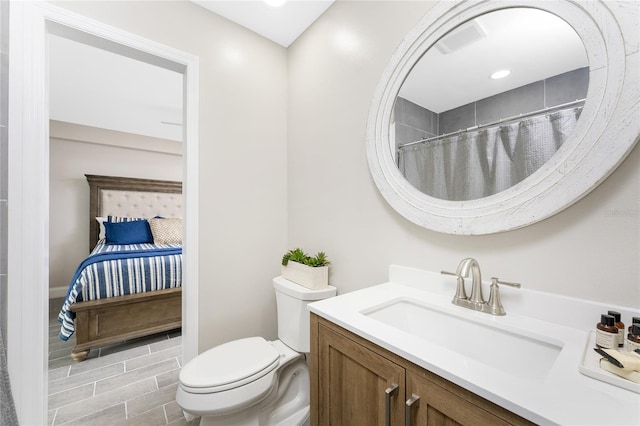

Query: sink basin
[362,298,563,380]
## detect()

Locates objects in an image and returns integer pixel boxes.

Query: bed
[58,174,183,361]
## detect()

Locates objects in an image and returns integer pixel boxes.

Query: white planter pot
[281,262,329,290]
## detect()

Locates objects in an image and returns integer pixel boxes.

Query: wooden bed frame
[69,174,183,361]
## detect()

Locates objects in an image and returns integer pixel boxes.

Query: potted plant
[281,248,331,290]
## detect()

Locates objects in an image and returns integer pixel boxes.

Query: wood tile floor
[48,298,199,426]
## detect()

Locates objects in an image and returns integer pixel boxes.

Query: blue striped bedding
[58,240,183,341]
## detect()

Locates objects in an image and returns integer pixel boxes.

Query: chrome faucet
[442,258,521,316]
[456,258,484,309]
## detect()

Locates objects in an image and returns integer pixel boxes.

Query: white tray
[578,330,640,394]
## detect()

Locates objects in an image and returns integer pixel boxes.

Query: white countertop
[308,265,640,426]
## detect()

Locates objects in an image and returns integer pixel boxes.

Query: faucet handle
[485,277,521,316]
[440,270,459,277]
[491,277,521,288]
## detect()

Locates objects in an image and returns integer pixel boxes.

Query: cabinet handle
[384,383,399,426]
[405,394,420,426]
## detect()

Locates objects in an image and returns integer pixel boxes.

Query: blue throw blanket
[58,242,182,341]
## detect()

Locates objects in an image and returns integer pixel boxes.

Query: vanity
[309,0,640,422]
[308,265,640,425]
[309,315,532,426]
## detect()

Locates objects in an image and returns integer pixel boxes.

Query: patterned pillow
[148,218,182,244]
[106,215,147,223]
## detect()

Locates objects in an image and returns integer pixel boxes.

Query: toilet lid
[180,337,280,389]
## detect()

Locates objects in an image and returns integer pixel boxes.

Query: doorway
[8,3,199,424]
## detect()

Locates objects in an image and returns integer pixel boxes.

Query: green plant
[282,248,331,267]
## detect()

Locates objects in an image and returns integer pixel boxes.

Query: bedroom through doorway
[47,30,188,425]
[7,3,199,423]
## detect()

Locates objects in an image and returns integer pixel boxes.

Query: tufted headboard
[86,174,182,250]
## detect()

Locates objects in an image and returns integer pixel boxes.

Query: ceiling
[193,0,334,48]
[49,34,184,141]
[49,0,334,141]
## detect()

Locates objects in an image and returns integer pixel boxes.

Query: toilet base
[198,406,259,426]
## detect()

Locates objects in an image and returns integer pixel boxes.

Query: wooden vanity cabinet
[310,313,535,426]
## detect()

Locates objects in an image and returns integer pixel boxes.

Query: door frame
[7,2,199,424]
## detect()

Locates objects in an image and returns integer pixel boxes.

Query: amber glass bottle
[627,324,640,352]
[607,310,624,348]
[596,314,618,349]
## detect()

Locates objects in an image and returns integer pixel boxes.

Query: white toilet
[176,276,336,426]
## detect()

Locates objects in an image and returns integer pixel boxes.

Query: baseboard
[49,286,68,299]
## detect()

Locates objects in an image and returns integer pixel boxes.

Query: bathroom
[3,0,639,424]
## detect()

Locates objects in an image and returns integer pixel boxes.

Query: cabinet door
[406,370,521,426]
[317,323,406,426]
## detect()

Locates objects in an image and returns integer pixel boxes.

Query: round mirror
[367,0,639,235]
[393,8,588,201]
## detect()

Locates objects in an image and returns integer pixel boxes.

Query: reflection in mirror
[392,8,588,201]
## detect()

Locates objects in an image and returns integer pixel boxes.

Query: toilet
[176,276,336,426]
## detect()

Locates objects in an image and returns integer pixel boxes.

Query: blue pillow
[104,220,153,245]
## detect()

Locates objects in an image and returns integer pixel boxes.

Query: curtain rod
[398,98,586,150]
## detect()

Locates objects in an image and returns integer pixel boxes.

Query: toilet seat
[179,336,280,394]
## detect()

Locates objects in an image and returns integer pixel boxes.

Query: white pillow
[96,217,107,240]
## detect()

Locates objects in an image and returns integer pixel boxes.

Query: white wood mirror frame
[366,0,639,235]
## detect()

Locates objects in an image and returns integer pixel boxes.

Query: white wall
[287,1,640,309]
[49,120,182,293]
[53,0,289,352]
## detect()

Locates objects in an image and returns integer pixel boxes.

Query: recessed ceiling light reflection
[490,69,511,80]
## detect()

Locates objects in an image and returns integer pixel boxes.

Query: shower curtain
[399,107,582,201]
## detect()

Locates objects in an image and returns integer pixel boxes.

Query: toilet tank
[273,276,336,353]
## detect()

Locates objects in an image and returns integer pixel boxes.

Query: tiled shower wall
[394,67,589,149]
[393,96,439,149]
[0,0,8,342]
